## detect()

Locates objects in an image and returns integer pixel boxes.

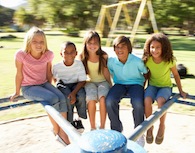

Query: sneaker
[136,135,145,147]
[71,120,84,133]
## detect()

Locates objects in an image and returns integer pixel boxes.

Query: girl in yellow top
[142,33,187,145]
[80,30,112,130]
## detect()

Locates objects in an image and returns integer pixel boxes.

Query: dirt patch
[0,108,195,153]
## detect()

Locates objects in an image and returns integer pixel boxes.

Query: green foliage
[60,28,80,37]
[13,0,115,30]
[1,0,195,35]
[152,0,195,34]
[0,6,14,26]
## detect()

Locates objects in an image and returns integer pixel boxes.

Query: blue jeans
[57,83,87,123]
[21,82,67,112]
[106,84,145,132]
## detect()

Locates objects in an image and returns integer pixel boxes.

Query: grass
[0,31,195,122]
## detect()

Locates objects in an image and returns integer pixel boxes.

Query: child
[52,41,87,133]
[106,36,147,147]
[80,30,112,130]
[10,27,70,145]
[142,33,187,144]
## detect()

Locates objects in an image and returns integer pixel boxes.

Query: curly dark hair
[142,33,175,63]
[81,30,107,74]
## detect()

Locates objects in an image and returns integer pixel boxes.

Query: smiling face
[114,42,129,64]
[113,36,132,64]
[150,40,162,60]
[86,37,100,54]
[61,44,77,66]
[30,34,46,54]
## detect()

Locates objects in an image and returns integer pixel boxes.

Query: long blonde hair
[23,26,48,53]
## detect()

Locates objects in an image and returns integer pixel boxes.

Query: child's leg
[45,83,70,144]
[144,97,154,144]
[155,87,172,144]
[75,87,87,120]
[58,112,70,145]
[144,97,153,130]
[99,96,107,129]
[48,113,60,135]
[156,97,166,135]
[98,81,110,129]
[85,82,98,130]
[128,85,144,128]
[106,84,126,132]
[88,100,97,129]
[144,85,157,144]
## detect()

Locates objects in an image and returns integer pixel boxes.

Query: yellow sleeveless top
[87,61,105,82]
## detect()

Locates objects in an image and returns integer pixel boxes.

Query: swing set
[95,0,158,46]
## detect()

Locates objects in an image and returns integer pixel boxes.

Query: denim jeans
[21,82,67,112]
[57,83,87,123]
[106,84,145,132]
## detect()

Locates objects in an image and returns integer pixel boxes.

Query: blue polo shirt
[108,53,147,86]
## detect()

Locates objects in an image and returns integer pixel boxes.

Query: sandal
[146,134,154,144]
[155,135,164,145]
[155,126,165,145]
[146,126,154,144]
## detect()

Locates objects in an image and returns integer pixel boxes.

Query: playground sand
[0,106,194,153]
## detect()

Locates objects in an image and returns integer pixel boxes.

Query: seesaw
[45,105,146,153]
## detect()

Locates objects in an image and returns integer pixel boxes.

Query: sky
[0,0,26,8]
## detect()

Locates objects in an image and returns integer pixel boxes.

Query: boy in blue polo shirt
[106,36,147,147]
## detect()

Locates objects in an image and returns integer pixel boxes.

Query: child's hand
[10,93,20,102]
[68,93,76,104]
[180,91,188,99]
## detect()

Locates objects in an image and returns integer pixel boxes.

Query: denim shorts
[145,85,172,102]
[85,81,110,103]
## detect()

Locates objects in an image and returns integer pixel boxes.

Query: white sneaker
[136,135,145,147]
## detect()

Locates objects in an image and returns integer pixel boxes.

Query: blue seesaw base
[60,129,146,153]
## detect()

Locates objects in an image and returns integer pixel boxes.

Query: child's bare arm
[171,66,188,98]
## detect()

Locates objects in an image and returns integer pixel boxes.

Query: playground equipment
[45,105,147,153]
[45,93,194,152]
[95,0,158,46]
[0,93,194,152]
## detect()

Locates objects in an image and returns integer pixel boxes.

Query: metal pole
[44,105,81,143]
[0,95,25,103]
[129,94,181,141]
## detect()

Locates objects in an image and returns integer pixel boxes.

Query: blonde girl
[10,27,70,144]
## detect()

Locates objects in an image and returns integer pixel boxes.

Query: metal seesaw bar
[0,96,25,103]
[129,93,195,141]
[45,105,147,153]
[129,94,180,141]
[44,105,81,143]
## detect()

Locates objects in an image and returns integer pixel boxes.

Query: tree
[14,0,115,30]
[0,6,14,26]
[152,0,195,35]
[14,7,45,28]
